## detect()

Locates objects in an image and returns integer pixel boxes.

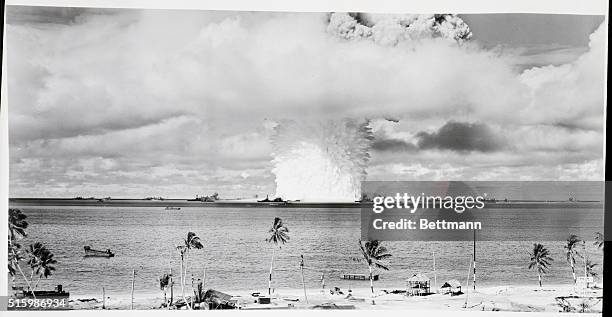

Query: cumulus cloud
[518,23,607,130]
[5,8,606,197]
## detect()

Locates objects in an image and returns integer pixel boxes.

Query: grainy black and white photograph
[1,0,608,313]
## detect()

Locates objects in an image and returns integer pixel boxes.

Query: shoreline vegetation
[7,208,604,312]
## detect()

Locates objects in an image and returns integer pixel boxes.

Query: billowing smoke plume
[272,119,373,202]
[327,13,472,45]
[271,13,472,202]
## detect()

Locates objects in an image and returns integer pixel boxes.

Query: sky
[5,7,607,198]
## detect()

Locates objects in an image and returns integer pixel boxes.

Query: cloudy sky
[6,7,606,198]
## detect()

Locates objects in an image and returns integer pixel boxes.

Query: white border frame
[0,1,608,316]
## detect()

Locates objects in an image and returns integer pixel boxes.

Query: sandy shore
[68,284,602,313]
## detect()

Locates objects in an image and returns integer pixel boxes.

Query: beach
[68,284,603,313]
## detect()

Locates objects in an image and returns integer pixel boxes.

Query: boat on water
[165,206,181,210]
[257,195,289,206]
[83,246,114,257]
[13,284,70,299]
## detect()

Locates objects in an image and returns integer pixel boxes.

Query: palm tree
[266,217,289,296]
[528,243,553,288]
[565,234,581,283]
[585,260,597,278]
[26,242,57,292]
[8,209,31,290]
[593,232,603,250]
[9,209,29,241]
[358,240,392,304]
[159,273,172,307]
[176,232,203,309]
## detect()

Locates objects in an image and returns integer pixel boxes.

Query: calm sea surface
[8,206,604,296]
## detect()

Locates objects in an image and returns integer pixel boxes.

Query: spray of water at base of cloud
[271,119,373,202]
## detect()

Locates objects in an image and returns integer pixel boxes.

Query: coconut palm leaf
[585,260,598,278]
[593,232,604,250]
[159,273,171,290]
[37,248,57,279]
[529,243,553,274]
[8,241,24,277]
[9,209,28,241]
[27,242,44,269]
[358,240,392,271]
[267,217,289,245]
[184,232,203,250]
[565,234,582,263]
[26,242,57,291]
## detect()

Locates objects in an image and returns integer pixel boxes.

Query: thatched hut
[406,273,431,296]
[441,279,462,295]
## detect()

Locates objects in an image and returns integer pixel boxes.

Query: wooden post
[320,274,325,292]
[131,269,135,310]
[433,251,437,293]
[169,267,173,308]
[463,258,471,308]
[300,255,308,304]
[190,272,194,309]
[102,287,106,309]
[268,248,275,296]
[473,229,476,291]
[583,241,588,277]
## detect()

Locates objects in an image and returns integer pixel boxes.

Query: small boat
[165,206,181,210]
[341,274,378,281]
[83,246,114,257]
[13,284,70,300]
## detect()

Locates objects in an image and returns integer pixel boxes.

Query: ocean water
[8,206,604,297]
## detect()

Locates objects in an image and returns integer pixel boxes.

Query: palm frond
[358,240,392,271]
[585,260,598,277]
[8,209,29,240]
[185,232,204,250]
[267,217,290,245]
[528,243,553,274]
[26,243,56,279]
[594,232,604,250]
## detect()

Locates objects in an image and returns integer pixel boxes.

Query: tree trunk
[538,272,542,288]
[185,250,192,298]
[369,265,375,305]
[169,268,174,307]
[29,270,34,290]
[571,259,576,283]
[11,255,34,298]
[131,269,135,310]
[190,272,194,309]
[12,249,33,292]
[300,256,308,304]
[180,255,188,309]
[33,276,41,292]
[583,243,588,281]
[28,269,37,299]
[268,247,275,296]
